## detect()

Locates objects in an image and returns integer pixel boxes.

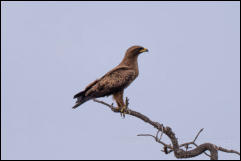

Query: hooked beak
[139,48,149,53]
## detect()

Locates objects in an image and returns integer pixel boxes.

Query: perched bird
[73,45,148,115]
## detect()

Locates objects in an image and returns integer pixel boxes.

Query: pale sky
[1,1,240,160]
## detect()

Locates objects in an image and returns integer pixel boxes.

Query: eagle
[72,45,148,115]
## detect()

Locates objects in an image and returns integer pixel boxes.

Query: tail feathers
[72,91,91,109]
[72,102,83,109]
[74,91,85,99]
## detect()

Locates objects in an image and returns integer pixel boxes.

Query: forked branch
[93,98,240,160]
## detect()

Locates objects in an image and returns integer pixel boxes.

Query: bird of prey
[72,45,148,115]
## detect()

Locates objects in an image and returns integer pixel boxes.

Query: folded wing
[72,66,137,108]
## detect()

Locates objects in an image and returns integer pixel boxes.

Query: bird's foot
[120,105,128,118]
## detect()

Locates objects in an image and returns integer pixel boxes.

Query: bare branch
[156,130,160,141]
[217,146,240,155]
[93,99,240,160]
[137,133,172,149]
[193,128,204,143]
[159,126,164,142]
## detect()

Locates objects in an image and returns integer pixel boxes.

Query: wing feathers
[73,65,137,108]
[85,66,136,97]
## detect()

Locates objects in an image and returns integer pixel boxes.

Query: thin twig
[159,126,164,142]
[156,130,160,141]
[193,128,204,143]
[137,133,172,149]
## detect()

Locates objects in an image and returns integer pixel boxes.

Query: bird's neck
[120,56,139,71]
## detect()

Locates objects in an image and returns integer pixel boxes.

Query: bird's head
[125,45,149,58]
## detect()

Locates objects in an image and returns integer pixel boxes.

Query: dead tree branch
[93,98,240,160]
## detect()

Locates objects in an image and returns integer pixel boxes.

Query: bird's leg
[113,91,127,118]
[125,97,129,109]
[117,99,127,118]
[115,101,126,118]
[116,101,123,115]
[120,97,130,117]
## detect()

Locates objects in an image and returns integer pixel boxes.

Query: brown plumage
[72,45,148,110]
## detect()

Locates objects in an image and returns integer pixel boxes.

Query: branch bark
[93,98,240,160]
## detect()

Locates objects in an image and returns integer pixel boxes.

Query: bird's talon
[118,105,128,118]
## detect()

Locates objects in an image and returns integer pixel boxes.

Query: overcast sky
[1,1,240,160]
